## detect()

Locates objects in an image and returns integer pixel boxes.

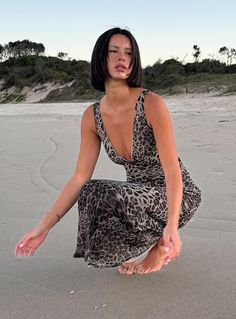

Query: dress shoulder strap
[92,102,106,141]
[142,88,150,96]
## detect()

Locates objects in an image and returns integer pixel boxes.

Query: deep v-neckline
[97,89,146,162]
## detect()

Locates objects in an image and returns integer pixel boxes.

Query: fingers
[14,231,35,256]
[30,248,36,256]
[170,234,182,257]
[14,234,29,256]
[15,242,27,256]
[165,249,175,265]
[14,242,24,256]
[24,246,32,256]
[173,240,182,258]
[163,235,171,252]
[163,240,182,265]
[14,244,20,256]
[14,241,35,257]
[169,243,181,261]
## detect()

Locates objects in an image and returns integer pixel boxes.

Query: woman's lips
[115,65,127,72]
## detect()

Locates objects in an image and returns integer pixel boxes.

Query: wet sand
[1,95,236,319]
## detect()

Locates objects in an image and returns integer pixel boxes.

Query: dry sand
[1,95,236,319]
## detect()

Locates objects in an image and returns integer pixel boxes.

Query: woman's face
[107,34,133,81]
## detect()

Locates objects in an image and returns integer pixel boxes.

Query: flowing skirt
[73,179,201,268]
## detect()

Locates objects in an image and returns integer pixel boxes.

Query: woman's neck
[104,81,132,108]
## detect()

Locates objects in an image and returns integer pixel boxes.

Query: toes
[123,266,132,275]
[151,266,162,273]
[122,266,129,274]
[119,262,136,275]
[127,263,136,275]
[125,268,134,275]
[134,265,140,273]
[118,264,126,274]
[144,267,151,274]
[135,265,145,274]
[137,268,145,274]
[135,265,162,274]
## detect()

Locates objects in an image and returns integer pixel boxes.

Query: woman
[14,27,201,275]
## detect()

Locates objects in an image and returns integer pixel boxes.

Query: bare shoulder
[144,91,171,128]
[82,104,95,121]
[81,103,97,134]
[144,91,168,112]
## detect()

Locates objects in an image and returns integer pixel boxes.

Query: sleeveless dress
[73,89,201,268]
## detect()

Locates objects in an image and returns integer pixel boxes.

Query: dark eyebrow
[109,45,132,51]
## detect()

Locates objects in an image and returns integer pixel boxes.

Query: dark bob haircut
[91,27,142,91]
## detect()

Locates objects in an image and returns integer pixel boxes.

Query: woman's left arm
[145,93,183,258]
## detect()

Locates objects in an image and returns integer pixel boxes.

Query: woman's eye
[109,50,117,53]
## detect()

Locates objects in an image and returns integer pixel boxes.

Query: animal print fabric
[73,89,201,267]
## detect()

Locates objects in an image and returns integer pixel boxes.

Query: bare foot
[118,261,136,275]
[134,244,170,274]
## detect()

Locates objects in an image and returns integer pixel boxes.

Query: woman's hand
[14,226,49,257]
[162,224,182,264]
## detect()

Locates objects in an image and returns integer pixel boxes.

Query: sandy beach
[1,95,236,319]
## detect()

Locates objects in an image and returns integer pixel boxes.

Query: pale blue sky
[1,0,235,66]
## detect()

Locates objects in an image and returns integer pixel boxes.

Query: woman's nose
[118,52,125,61]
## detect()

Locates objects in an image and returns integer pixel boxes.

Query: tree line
[0,40,45,61]
[0,40,235,95]
[192,44,236,66]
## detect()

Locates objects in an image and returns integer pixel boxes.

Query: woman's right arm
[14,105,101,256]
[37,104,101,232]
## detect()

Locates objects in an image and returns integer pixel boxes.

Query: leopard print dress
[73,89,201,268]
